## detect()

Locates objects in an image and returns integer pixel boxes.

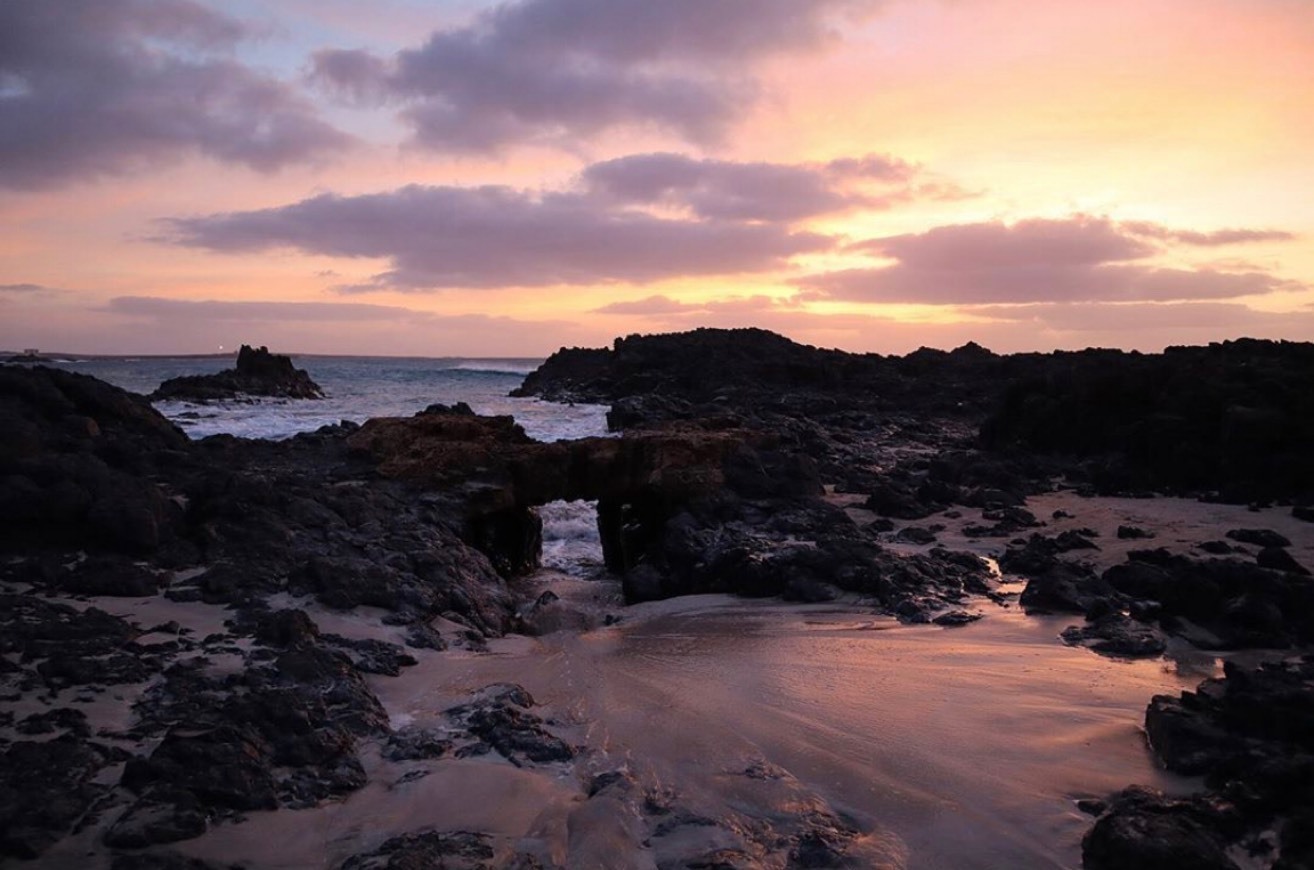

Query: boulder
[1082,786,1239,870]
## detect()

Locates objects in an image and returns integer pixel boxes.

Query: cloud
[963,300,1314,334]
[593,293,792,317]
[0,283,50,293]
[0,0,350,190]
[580,152,914,222]
[164,183,832,289]
[806,216,1300,304]
[312,0,879,151]
[105,296,431,323]
[592,295,695,316]
[1119,222,1296,246]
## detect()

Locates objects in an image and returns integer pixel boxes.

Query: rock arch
[345,412,745,578]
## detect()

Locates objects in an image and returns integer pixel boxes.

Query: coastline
[3,331,1312,869]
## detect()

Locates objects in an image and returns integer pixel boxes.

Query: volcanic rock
[150,345,323,402]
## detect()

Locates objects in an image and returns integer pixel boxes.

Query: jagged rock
[151,345,323,402]
[445,684,575,766]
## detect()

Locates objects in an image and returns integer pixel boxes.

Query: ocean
[50,354,609,442]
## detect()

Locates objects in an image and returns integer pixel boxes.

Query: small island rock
[150,345,323,402]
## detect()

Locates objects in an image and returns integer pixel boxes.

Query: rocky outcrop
[1085,657,1314,869]
[150,345,323,402]
[345,411,748,589]
[518,330,1314,503]
[980,338,1314,501]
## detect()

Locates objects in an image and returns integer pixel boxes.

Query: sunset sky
[2,0,1312,357]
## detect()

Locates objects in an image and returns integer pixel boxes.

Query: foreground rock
[1085,657,1314,869]
[150,345,323,402]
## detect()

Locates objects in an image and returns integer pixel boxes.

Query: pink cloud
[807,216,1300,304]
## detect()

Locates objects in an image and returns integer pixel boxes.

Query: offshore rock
[151,345,324,402]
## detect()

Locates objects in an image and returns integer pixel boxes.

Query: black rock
[1082,786,1239,870]
[151,345,323,402]
[1226,528,1291,548]
[337,830,494,870]
[122,724,279,812]
[1020,563,1116,616]
[1062,614,1166,658]
[1257,546,1310,576]
[0,736,118,859]
[1117,525,1155,540]
[445,683,575,766]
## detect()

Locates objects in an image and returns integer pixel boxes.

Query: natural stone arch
[345,413,745,577]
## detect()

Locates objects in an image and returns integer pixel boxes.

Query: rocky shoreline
[2,329,1312,868]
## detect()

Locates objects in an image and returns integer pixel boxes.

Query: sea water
[53,354,608,442]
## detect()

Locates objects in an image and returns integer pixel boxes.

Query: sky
[2,0,1312,357]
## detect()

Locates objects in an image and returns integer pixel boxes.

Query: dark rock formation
[979,339,1314,502]
[1083,786,1240,870]
[0,364,189,554]
[1087,657,1314,869]
[151,345,323,402]
[1061,614,1166,657]
[1,737,126,858]
[443,683,575,766]
[518,330,1314,503]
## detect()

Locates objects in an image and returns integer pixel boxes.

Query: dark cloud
[165,183,832,289]
[0,0,350,190]
[0,283,49,293]
[581,152,913,222]
[312,0,879,151]
[807,216,1299,304]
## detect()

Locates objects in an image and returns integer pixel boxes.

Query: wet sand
[17,492,1311,869]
